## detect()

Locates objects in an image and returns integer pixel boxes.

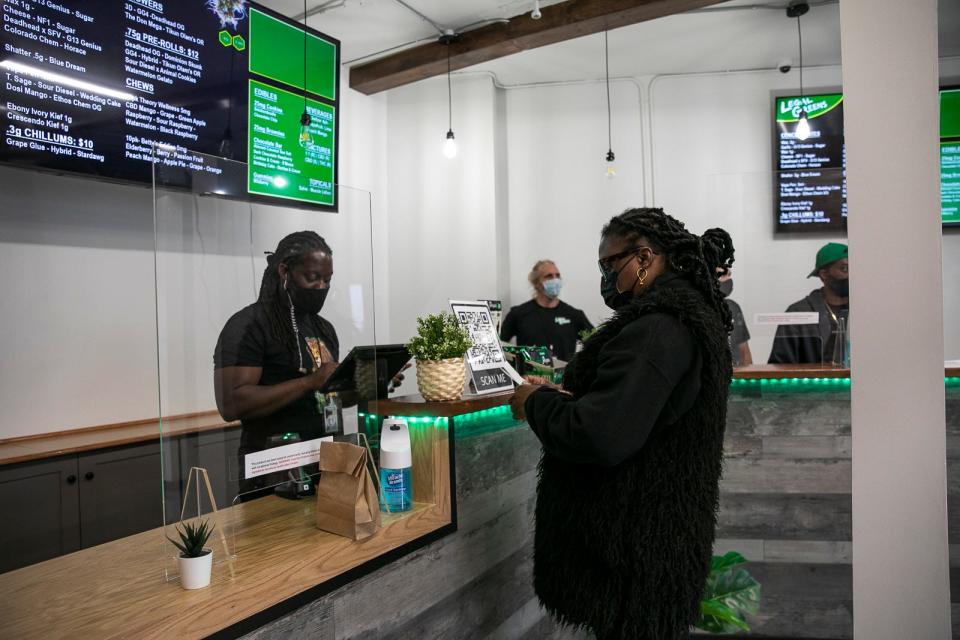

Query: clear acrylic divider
[152,147,377,583]
[702,168,853,637]
[702,167,848,369]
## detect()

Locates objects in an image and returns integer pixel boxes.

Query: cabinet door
[78,441,180,548]
[0,456,80,573]
[178,427,242,511]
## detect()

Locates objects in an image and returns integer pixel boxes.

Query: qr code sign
[455,307,504,366]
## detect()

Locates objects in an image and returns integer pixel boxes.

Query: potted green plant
[167,519,215,590]
[694,551,761,634]
[406,312,473,401]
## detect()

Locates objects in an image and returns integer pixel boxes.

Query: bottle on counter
[379,418,413,513]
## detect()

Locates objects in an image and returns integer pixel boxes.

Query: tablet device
[318,344,412,398]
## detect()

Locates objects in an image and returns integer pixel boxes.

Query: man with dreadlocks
[214,231,340,498]
[510,207,734,639]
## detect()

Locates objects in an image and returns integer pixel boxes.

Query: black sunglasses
[598,246,655,279]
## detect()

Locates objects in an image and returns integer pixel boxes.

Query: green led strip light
[359,404,516,424]
[358,379,960,429]
[732,377,960,387]
[732,377,850,387]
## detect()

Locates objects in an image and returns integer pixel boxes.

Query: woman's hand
[510,383,542,421]
[389,363,412,393]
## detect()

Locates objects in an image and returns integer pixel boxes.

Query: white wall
[0,79,389,438]
[504,80,645,325]
[384,75,501,343]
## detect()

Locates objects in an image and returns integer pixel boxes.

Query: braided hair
[601,207,735,331]
[258,231,333,355]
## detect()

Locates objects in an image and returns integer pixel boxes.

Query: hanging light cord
[796,14,804,100]
[447,44,453,132]
[303,0,308,114]
[605,30,612,156]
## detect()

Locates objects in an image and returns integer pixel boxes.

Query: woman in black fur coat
[510,208,735,639]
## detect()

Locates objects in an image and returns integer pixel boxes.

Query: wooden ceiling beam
[349,0,726,95]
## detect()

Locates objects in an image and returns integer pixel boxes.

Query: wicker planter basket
[416,357,465,401]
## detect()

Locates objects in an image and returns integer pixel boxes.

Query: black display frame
[771,84,960,233]
[770,86,846,235]
[0,1,341,213]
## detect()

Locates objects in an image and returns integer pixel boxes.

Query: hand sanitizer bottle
[379,418,412,513]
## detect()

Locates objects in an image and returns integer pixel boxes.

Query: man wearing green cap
[768,242,849,364]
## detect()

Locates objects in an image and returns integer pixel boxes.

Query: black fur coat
[530,279,731,639]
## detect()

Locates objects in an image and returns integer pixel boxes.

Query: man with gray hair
[500,259,593,362]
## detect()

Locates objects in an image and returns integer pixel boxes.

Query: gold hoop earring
[636,267,648,286]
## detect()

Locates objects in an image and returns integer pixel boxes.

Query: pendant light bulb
[605,149,616,179]
[299,110,312,147]
[795,111,811,141]
[443,130,458,159]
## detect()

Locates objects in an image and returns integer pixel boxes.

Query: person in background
[768,242,849,364]
[500,259,593,362]
[719,268,753,367]
[510,208,734,639]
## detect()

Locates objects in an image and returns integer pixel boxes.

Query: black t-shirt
[500,299,593,362]
[725,298,751,366]
[213,302,339,449]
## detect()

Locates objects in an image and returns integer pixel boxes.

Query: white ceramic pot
[177,550,212,589]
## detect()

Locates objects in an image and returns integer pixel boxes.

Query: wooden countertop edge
[364,390,516,418]
[0,501,452,639]
[0,412,238,467]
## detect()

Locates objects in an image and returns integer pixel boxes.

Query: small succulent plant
[167,519,214,558]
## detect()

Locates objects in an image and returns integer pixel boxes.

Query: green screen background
[249,8,337,101]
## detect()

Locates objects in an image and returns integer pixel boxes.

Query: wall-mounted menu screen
[0,1,339,209]
[774,92,846,232]
[943,87,960,227]
[775,88,960,231]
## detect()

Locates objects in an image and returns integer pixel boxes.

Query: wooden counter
[0,402,454,640]
[0,496,449,639]
[0,411,236,467]
[364,390,515,418]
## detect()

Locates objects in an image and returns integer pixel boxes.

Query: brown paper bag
[315,439,381,541]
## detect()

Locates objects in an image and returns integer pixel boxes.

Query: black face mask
[826,277,849,298]
[600,261,639,310]
[286,279,329,314]
[719,279,733,297]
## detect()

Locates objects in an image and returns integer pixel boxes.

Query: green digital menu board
[942,88,960,226]
[248,80,335,205]
[0,2,340,211]
[246,6,339,209]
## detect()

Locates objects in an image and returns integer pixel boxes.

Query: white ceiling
[259,0,960,87]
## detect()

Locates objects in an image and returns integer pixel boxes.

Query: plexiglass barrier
[152,148,379,582]
[702,167,848,368]
[701,167,853,637]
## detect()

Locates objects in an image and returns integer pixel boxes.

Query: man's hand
[510,383,542,421]
[303,362,339,391]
